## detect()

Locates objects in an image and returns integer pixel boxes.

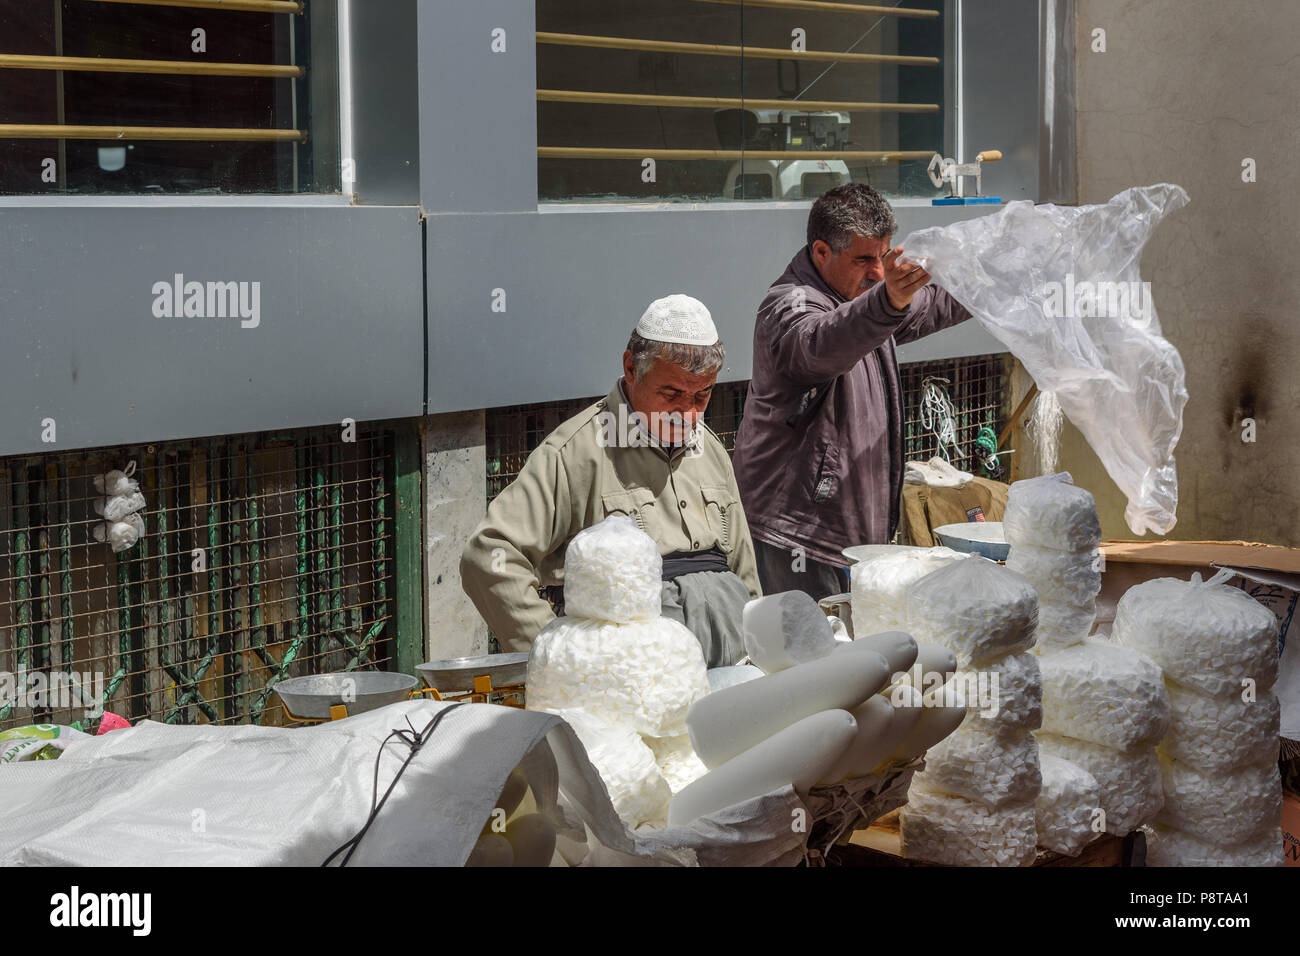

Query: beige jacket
[460,381,762,651]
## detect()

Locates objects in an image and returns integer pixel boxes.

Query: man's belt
[660,546,730,581]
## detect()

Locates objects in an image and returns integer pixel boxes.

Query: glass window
[537,0,947,204]
[0,0,340,195]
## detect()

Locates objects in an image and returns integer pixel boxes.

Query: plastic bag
[901,184,1190,535]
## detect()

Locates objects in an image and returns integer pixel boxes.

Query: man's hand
[883,246,931,312]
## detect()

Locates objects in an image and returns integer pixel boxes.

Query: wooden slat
[693,0,940,18]
[0,54,303,78]
[87,0,303,12]
[0,124,305,142]
[539,146,934,161]
[537,32,940,67]
[538,89,939,113]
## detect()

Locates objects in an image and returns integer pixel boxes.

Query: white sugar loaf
[906,556,1039,666]
[1162,682,1280,773]
[562,516,663,623]
[819,686,925,783]
[886,642,958,692]
[1035,754,1102,857]
[901,785,1038,866]
[1155,755,1282,845]
[553,708,673,828]
[705,664,765,693]
[1036,732,1163,835]
[646,734,710,793]
[1034,599,1097,651]
[686,650,890,768]
[1112,573,1279,698]
[1003,473,1102,551]
[889,686,972,764]
[742,591,838,673]
[960,651,1042,738]
[527,615,709,737]
[911,722,1041,809]
[668,710,858,827]
[1005,543,1102,606]
[1038,640,1170,749]
[834,630,919,675]
[1144,823,1283,868]
[850,547,969,637]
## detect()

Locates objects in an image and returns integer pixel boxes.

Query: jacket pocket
[600,488,657,533]
[701,485,740,552]
[811,443,841,504]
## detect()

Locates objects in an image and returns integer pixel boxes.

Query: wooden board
[829,808,1144,867]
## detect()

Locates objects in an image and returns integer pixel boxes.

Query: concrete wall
[1060,0,1299,547]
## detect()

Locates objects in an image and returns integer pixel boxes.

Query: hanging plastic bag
[901,184,1190,535]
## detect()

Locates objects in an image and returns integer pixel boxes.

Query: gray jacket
[732,246,973,566]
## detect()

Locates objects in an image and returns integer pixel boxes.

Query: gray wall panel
[0,205,424,456]
[426,203,1007,413]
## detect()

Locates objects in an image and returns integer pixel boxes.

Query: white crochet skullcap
[635,294,719,346]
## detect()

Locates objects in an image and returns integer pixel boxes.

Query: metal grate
[0,422,418,733]
[900,353,1012,465]
[485,381,752,501]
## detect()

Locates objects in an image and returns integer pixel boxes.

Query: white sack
[900,785,1038,867]
[901,184,1190,536]
[1162,682,1280,774]
[1035,754,1102,857]
[562,516,662,623]
[1155,754,1282,846]
[911,722,1042,810]
[850,547,968,637]
[1144,823,1283,868]
[1035,732,1163,835]
[1038,639,1171,750]
[906,556,1039,666]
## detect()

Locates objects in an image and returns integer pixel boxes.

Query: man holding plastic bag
[733,183,973,597]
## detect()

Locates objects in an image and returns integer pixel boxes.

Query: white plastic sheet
[902,184,1190,535]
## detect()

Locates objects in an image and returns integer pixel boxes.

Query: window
[0,0,340,195]
[537,0,948,203]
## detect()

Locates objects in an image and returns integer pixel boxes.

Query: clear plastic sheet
[902,184,1190,535]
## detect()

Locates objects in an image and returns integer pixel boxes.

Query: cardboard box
[1094,540,1300,742]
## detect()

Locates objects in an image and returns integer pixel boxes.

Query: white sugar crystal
[906,557,1039,666]
[1005,543,1102,607]
[1162,682,1280,773]
[1155,754,1282,845]
[1003,473,1102,551]
[1144,823,1284,867]
[1035,754,1102,857]
[1035,599,1097,651]
[1036,732,1163,835]
[645,734,710,794]
[528,615,709,737]
[551,708,673,828]
[850,547,969,637]
[1038,639,1170,749]
[742,591,837,674]
[562,515,663,623]
[1112,575,1279,698]
[912,722,1042,809]
[901,785,1038,866]
[960,651,1042,738]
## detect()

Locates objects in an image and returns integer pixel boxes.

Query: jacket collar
[789,244,848,305]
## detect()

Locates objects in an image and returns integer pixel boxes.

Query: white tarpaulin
[902,184,1190,536]
[0,700,809,867]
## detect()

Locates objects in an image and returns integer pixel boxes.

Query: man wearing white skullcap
[460,294,762,666]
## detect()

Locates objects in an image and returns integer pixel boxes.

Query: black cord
[321,702,465,867]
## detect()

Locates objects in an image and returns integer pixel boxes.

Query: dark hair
[806,182,899,252]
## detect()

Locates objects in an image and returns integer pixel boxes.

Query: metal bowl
[273,671,418,720]
[933,521,1010,561]
[417,652,529,693]
[842,544,926,565]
